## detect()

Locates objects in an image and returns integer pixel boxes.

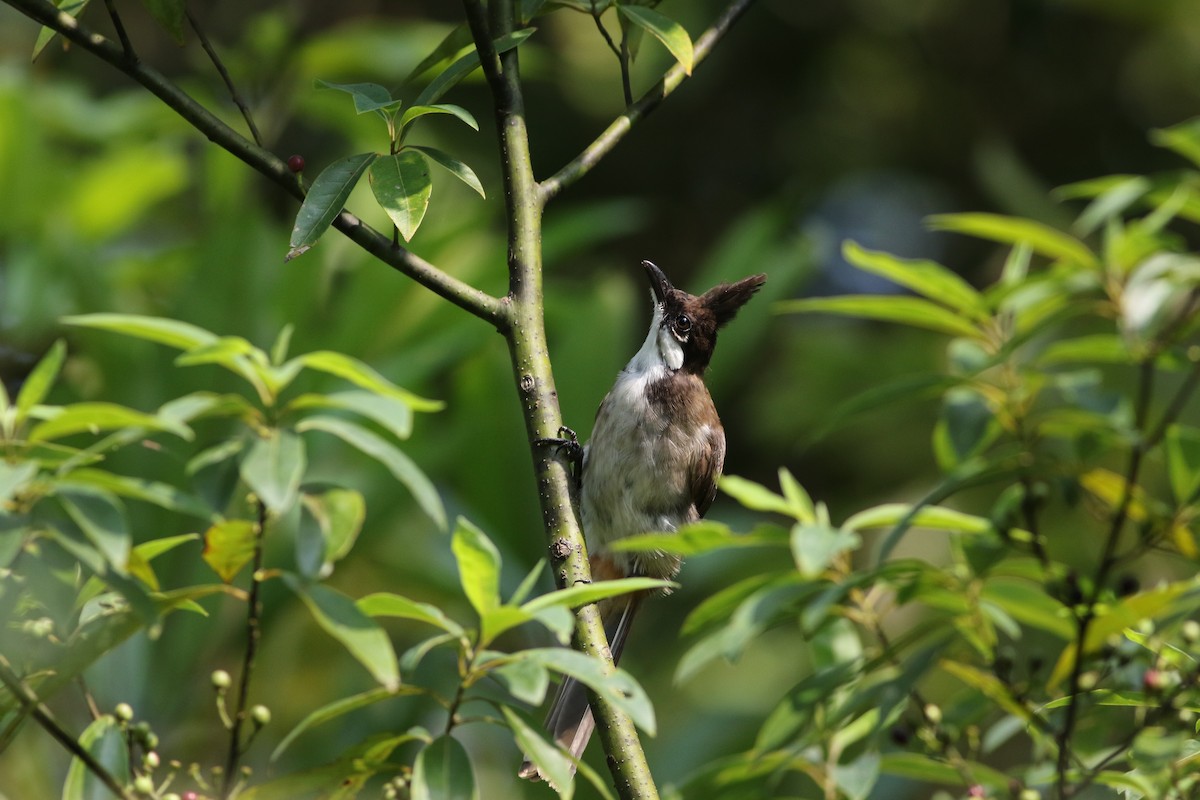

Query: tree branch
[540,0,758,202]
[464,1,659,796]
[187,7,263,147]
[5,0,508,329]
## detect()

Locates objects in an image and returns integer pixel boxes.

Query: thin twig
[6,0,508,329]
[588,2,631,106]
[186,8,263,146]
[101,0,134,61]
[540,0,759,201]
[0,657,135,800]
[221,498,268,799]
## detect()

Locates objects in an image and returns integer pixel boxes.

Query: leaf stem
[0,656,136,800]
[221,498,268,799]
[100,0,134,61]
[5,0,507,328]
[540,0,759,201]
[186,7,263,147]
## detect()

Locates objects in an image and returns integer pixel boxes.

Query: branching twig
[100,0,134,60]
[5,0,507,328]
[588,2,632,106]
[540,0,759,201]
[221,498,268,799]
[0,657,135,800]
[186,8,263,146]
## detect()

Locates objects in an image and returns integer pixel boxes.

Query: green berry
[133,774,154,794]
[250,704,271,726]
[114,703,134,722]
[211,669,232,690]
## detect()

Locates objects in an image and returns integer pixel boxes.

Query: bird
[520,260,766,782]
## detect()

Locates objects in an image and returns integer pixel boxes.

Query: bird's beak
[642,260,672,304]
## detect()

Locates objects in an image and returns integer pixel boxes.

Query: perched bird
[521,260,766,781]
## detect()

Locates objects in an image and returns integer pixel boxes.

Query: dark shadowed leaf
[408,145,486,198]
[314,80,399,114]
[140,0,186,43]
[240,430,306,514]
[62,715,129,800]
[411,735,477,800]
[288,152,377,259]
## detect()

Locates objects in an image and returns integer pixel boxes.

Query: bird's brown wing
[691,425,726,520]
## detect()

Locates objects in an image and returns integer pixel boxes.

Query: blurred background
[1,0,1199,796]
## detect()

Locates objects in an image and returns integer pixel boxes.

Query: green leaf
[58,489,130,573]
[451,517,501,618]
[369,151,433,242]
[314,80,399,114]
[285,390,414,440]
[296,416,445,528]
[297,488,366,577]
[611,521,788,556]
[842,242,988,320]
[405,23,475,83]
[240,430,306,514]
[933,388,998,470]
[491,657,550,706]
[186,437,246,475]
[32,0,91,60]
[616,4,694,74]
[843,503,999,535]
[414,29,536,106]
[271,686,419,763]
[399,103,479,133]
[201,519,258,583]
[358,592,466,637]
[411,735,477,800]
[270,325,294,366]
[719,474,800,518]
[778,468,816,524]
[981,577,1074,639]
[58,468,213,520]
[0,461,36,506]
[140,0,186,44]
[1152,118,1200,169]
[501,706,573,798]
[285,574,400,690]
[879,752,962,785]
[1037,333,1131,366]
[287,152,377,260]
[28,402,192,443]
[777,295,984,338]
[519,648,656,734]
[294,350,443,411]
[1166,425,1200,504]
[927,212,1098,270]
[520,577,673,615]
[790,524,859,577]
[62,715,129,800]
[408,145,486,199]
[63,313,218,351]
[15,340,65,423]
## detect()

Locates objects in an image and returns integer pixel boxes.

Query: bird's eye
[675,314,692,333]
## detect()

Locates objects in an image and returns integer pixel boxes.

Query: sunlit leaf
[927,213,1098,270]
[719,474,799,518]
[240,430,306,514]
[358,592,466,637]
[0,461,37,506]
[369,151,432,242]
[287,152,377,260]
[451,517,501,618]
[791,524,859,577]
[611,520,787,556]
[32,0,91,60]
[201,519,258,583]
[293,351,443,411]
[777,295,984,338]
[981,577,1074,639]
[399,103,479,133]
[28,402,192,443]
[296,416,445,528]
[616,4,693,74]
[518,648,656,734]
[15,340,65,423]
[520,576,672,614]
[408,145,486,198]
[1152,118,1200,169]
[285,391,414,441]
[284,574,400,690]
[297,488,366,577]
[842,242,988,320]
[490,656,550,706]
[63,313,218,351]
[843,504,1000,535]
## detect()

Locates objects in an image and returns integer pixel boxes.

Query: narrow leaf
[59,468,214,520]
[296,416,445,528]
[32,0,91,60]
[285,391,413,441]
[314,80,398,114]
[140,0,186,44]
[777,296,984,338]
[451,517,502,617]
[408,145,486,198]
[358,592,465,637]
[271,686,417,763]
[59,489,130,573]
[927,213,1098,269]
[0,462,37,506]
[719,475,798,518]
[15,340,66,421]
[521,577,672,614]
[28,402,192,443]
[369,151,432,242]
[63,313,218,351]
[62,715,129,800]
[501,706,574,798]
[294,351,443,411]
[616,5,694,74]
[415,29,536,106]
[284,574,400,690]
[288,152,377,260]
[398,103,479,132]
[842,241,987,319]
[1166,425,1200,504]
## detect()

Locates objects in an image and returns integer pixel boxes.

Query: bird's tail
[518,563,642,784]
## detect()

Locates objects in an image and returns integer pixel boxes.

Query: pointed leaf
[358,592,465,637]
[411,735,477,800]
[284,574,400,690]
[288,152,377,260]
[616,4,693,74]
[201,519,258,583]
[521,577,672,614]
[297,488,366,577]
[15,340,66,421]
[491,657,551,706]
[63,313,218,351]
[294,351,443,411]
[408,145,486,198]
[519,648,656,734]
[140,0,186,43]
[369,151,432,242]
[285,391,413,441]
[842,241,987,319]
[719,474,797,517]
[62,715,129,800]
[501,706,573,798]
[399,103,479,132]
[314,80,399,114]
[296,416,445,528]
[240,430,306,513]
[415,29,536,106]
[451,517,501,617]
[59,489,130,573]
[59,468,213,520]
[405,23,475,83]
[927,213,1098,270]
[271,686,420,763]
[28,402,192,442]
[790,523,859,577]
[777,295,984,338]
[32,0,91,60]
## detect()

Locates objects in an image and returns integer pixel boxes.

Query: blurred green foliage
[2,0,1200,798]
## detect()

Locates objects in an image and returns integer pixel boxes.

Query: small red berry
[1144,669,1163,692]
[287,154,305,173]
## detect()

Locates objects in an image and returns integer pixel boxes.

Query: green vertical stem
[462,1,659,797]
